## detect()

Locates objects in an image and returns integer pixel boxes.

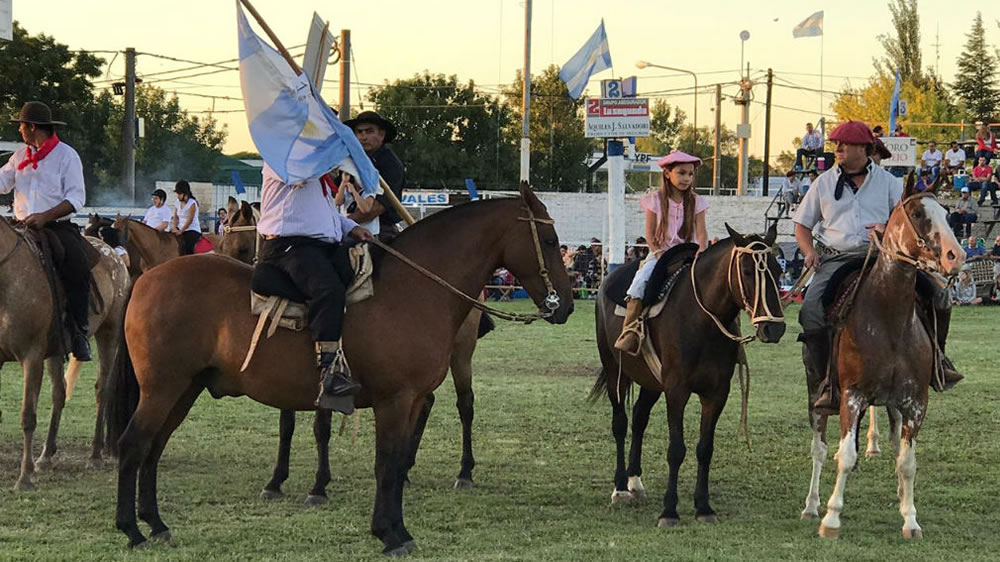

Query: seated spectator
[794,122,824,170]
[944,141,967,175]
[921,141,943,180]
[587,238,605,289]
[952,269,982,305]
[893,123,909,137]
[915,169,933,192]
[872,125,884,137]
[948,187,978,238]
[976,122,997,164]
[964,236,986,257]
[801,170,818,196]
[560,244,573,270]
[633,236,649,262]
[991,235,1000,258]
[216,208,228,236]
[488,267,515,301]
[98,226,131,269]
[969,157,997,204]
[779,170,800,217]
[987,271,1000,305]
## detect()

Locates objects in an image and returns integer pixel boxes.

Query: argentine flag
[792,11,824,38]
[236,3,378,193]
[889,70,902,134]
[558,20,612,100]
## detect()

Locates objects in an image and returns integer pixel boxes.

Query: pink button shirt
[639,191,708,250]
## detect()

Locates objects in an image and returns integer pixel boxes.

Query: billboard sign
[585,98,650,138]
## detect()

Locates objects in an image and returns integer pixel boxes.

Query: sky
[8,0,996,162]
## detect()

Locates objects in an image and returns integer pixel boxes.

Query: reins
[0,223,24,267]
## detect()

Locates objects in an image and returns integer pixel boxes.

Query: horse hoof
[13,480,35,492]
[151,531,176,546]
[304,494,328,506]
[402,540,418,554]
[800,510,819,520]
[131,539,151,550]
[866,449,880,459]
[696,514,719,524]
[34,457,53,471]
[818,524,840,539]
[627,476,647,500]
[656,517,680,529]
[610,490,634,505]
[454,478,474,489]
[259,488,284,500]
[383,545,410,557]
[86,457,103,470]
[902,528,923,540]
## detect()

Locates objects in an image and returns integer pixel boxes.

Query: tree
[874,0,924,84]
[953,13,1000,123]
[636,99,685,156]
[832,74,961,142]
[228,150,261,159]
[502,65,597,192]
[367,72,517,190]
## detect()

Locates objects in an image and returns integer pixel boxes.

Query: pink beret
[657,150,702,169]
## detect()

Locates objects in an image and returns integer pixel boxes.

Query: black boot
[801,328,837,415]
[934,306,963,390]
[314,341,360,415]
[71,325,92,362]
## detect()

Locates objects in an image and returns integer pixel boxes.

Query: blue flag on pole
[558,20,612,100]
[792,11,824,38]
[236,4,378,193]
[231,170,246,194]
[889,70,901,135]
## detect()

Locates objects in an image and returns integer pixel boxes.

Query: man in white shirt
[0,102,92,361]
[257,164,375,414]
[794,122,824,169]
[142,188,172,231]
[921,141,943,180]
[793,120,960,413]
[944,141,967,174]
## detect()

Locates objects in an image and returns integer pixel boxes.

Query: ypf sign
[882,136,918,168]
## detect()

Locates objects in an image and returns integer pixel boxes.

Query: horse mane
[390,198,522,246]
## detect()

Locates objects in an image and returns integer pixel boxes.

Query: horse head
[884,172,965,276]
[219,200,258,264]
[723,222,786,343]
[495,182,574,324]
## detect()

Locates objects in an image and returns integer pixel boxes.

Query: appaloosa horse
[591,224,786,527]
[0,219,130,489]
[103,183,573,555]
[800,177,965,539]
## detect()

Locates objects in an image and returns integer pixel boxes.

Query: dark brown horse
[802,179,964,539]
[103,184,574,555]
[592,224,785,527]
[87,213,143,278]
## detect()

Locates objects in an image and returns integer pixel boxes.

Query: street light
[636,60,698,135]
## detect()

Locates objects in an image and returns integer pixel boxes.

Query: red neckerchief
[319,173,339,197]
[17,133,61,171]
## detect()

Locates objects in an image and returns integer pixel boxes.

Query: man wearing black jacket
[344,111,406,241]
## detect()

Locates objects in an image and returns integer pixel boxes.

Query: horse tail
[102,285,138,457]
[587,368,610,404]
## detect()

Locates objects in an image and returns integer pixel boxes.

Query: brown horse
[0,219,130,489]
[87,213,144,278]
[802,179,964,539]
[103,184,574,555]
[591,224,785,527]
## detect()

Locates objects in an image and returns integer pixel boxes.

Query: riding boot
[71,323,92,362]
[314,341,360,415]
[614,298,644,356]
[801,328,837,415]
[934,306,964,390]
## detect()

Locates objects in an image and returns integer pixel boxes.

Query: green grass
[1,301,999,560]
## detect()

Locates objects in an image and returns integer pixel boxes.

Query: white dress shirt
[802,130,823,151]
[258,164,359,244]
[0,141,86,221]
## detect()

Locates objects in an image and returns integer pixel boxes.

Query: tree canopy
[953,12,999,123]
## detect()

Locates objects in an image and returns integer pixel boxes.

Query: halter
[872,191,943,273]
[690,240,784,343]
[516,204,561,313]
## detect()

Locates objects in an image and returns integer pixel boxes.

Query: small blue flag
[231,171,246,195]
[558,20,612,100]
[464,178,479,200]
[792,11,824,38]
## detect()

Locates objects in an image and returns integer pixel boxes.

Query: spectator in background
[970,157,997,205]
[944,141,967,175]
[794,122,824,170]
[963,236,985,257]
[976,122,997,163]
[989,235,1000,258]
[893,123,908,137]
[587,238,605,288]
[560,244,573,270]
[633,236,649,261]
[921,141,943,180]
[779,170,800,217]
[216,208,228,235]
[915,168,933,192]
[948,187,978,238]
[952,269,982,305]
[872,125,884,137]
[987,269,1000,304]
[800,169,819,196]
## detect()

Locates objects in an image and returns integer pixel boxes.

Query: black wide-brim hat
[344,111,397,144]
[9,101,66,126]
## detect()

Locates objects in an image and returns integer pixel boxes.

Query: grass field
[1,301,999,561]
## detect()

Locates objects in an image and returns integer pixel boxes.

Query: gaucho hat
[9,101,66,126]
[344,111,397,143]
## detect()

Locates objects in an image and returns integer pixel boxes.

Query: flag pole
[819,32,824,119]
[237,0,415,226]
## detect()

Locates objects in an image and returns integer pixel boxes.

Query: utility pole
[121,47,136,204]
[713,83,722,194]
[735,63,751,196]
[338,29,350,120]
[762,68,773,197]
[520,0,532,183]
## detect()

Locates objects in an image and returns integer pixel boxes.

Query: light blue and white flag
[558,19,612,100]
[792,11,824,38]
[889,70,901,134]
[236,3,377,193]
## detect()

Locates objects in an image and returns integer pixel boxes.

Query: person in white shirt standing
[920,141,943,181]
[794,122,824,170]
[0,101,93,361]
[142,188,172,232]
[257,164,375,414]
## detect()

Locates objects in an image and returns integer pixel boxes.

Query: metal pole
[338,29,350,120]
[520,0,532,183]
[737,63,751,196]
[122,47,136,204]
[713,84,721,194]
[762,68,773,197]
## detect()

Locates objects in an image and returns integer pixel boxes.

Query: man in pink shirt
[970,156,997,205]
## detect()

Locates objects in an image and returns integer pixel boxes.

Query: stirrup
[614,321,644,356]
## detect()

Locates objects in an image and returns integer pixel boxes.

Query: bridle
[691,239,784,343]
[517,203,562,314]
[222,207,262,262]
[871,191,943,273]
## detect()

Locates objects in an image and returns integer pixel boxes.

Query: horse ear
[764,221,778,246]
[903,170,917,199]
[519,181,546,214]
[227,197,240,217]
[240,201,253,222]
[725,222,745,244]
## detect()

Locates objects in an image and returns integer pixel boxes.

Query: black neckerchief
[834,160,872,200]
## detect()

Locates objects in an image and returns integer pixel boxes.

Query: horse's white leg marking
[820,395,863,538]
[897,437,921,538]
[801,423,827,519]
[627,475,646,499]
[610,489,634,504]
[865,406,880,458]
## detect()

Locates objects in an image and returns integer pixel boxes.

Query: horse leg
[693,393,728,523]
[137,384,203,543]
[90,325,120,466]
[896,409,924,539]
[403,392,435,485]
[609,387,630,504]
[801,412,829,519]
[15,357,45,491]
[818,390,866,538]
[451,341,476,488]
[36,357,67,470]
[305,409,333,505]
[261,409,295,499]
[625,387,661,501]
[865,405,881,458]
[887,406,902,457]
[657,388,691,528]
[371,393,421,556]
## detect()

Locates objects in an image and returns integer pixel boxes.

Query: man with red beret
[792,120,961,414]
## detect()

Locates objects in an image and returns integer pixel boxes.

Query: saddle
[240,243,376,371]
[607,243,699,312]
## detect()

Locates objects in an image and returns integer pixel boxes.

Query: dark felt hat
[9,101,66,126]
[344,111,397,143]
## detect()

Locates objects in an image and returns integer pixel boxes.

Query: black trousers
[45,221,92,331]
[179,230,201,255]
[259,237,354,342]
